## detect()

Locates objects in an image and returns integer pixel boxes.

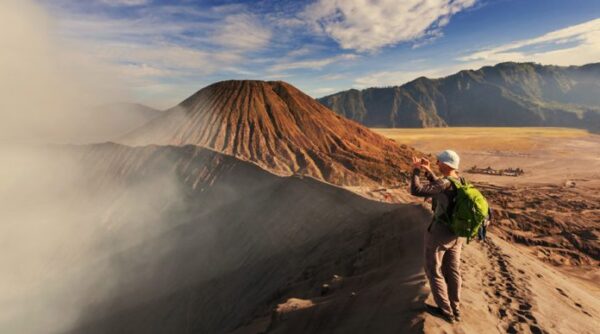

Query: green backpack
[443,177,489,242]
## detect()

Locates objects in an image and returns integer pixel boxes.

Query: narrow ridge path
[483,239,546,334]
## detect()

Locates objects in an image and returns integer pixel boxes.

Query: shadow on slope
[61,143,429,333]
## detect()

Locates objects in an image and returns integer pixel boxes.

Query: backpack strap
[440,176,460,225]
[448,176,467,187]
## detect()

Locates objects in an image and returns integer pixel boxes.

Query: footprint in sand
[573,302,593,317]
[483,239,547,334]
[556,287,569,297]
[530,324,543,334]
[519,303,532,311]
[515,314,528,323]
[518,310,536,321]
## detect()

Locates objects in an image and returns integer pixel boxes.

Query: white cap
[437,150,460,170]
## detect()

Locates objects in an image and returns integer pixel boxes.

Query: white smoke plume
[0,145,187,333]
[0,0,136,144]
[0,1,186,333]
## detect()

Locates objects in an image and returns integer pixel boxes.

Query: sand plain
[374,127,600,186]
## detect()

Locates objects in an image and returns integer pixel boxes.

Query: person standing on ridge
[410,150,463,323]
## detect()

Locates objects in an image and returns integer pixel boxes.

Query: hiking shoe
[441,312,456,324]
[425,304,455,324]
[454,310,462,322]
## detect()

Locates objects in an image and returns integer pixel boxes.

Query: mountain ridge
[318,62,600,131]
[53,142,424,334]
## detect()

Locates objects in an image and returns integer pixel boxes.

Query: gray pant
[424,221,464,316]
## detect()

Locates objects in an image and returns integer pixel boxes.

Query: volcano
[121,80,418,193]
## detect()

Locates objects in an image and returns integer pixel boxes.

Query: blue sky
[39,0,600,109]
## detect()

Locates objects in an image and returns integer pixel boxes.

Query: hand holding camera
[412,156,432,171]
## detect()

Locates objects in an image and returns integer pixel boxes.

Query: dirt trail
[232,202,600,334]
[424,234,600,334]
[483,240,543,334]
[227,219,600,334]
[233,206,430,334]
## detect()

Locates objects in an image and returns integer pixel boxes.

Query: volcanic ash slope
[120,80,418,191]
[53,143,430,334]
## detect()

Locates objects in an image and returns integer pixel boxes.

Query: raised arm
[423,166,439,182]
[410,156,448,197]
[411,168,447,197]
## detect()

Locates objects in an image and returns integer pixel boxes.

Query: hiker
[410,150,464,323]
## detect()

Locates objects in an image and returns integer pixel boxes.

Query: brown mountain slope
[121,80,418,192]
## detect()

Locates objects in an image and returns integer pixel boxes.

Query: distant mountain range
[318,62,600,132]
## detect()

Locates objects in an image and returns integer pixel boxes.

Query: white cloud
[116,63,175,79]
[270,54,358,72]
[212,14,272,51]
[40,4,275,108]
[286,47,314,58]
[273,17,305,28]
[319,73,346,81]
[70,38,237,97]
[353,67,455,88]
[99,0,150,6]
[57,13,208,43]
[354,18,600,89]
[264,73,293,80]
[460,18,600,66]
[302,0,476,52]
[312,87,336,95]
